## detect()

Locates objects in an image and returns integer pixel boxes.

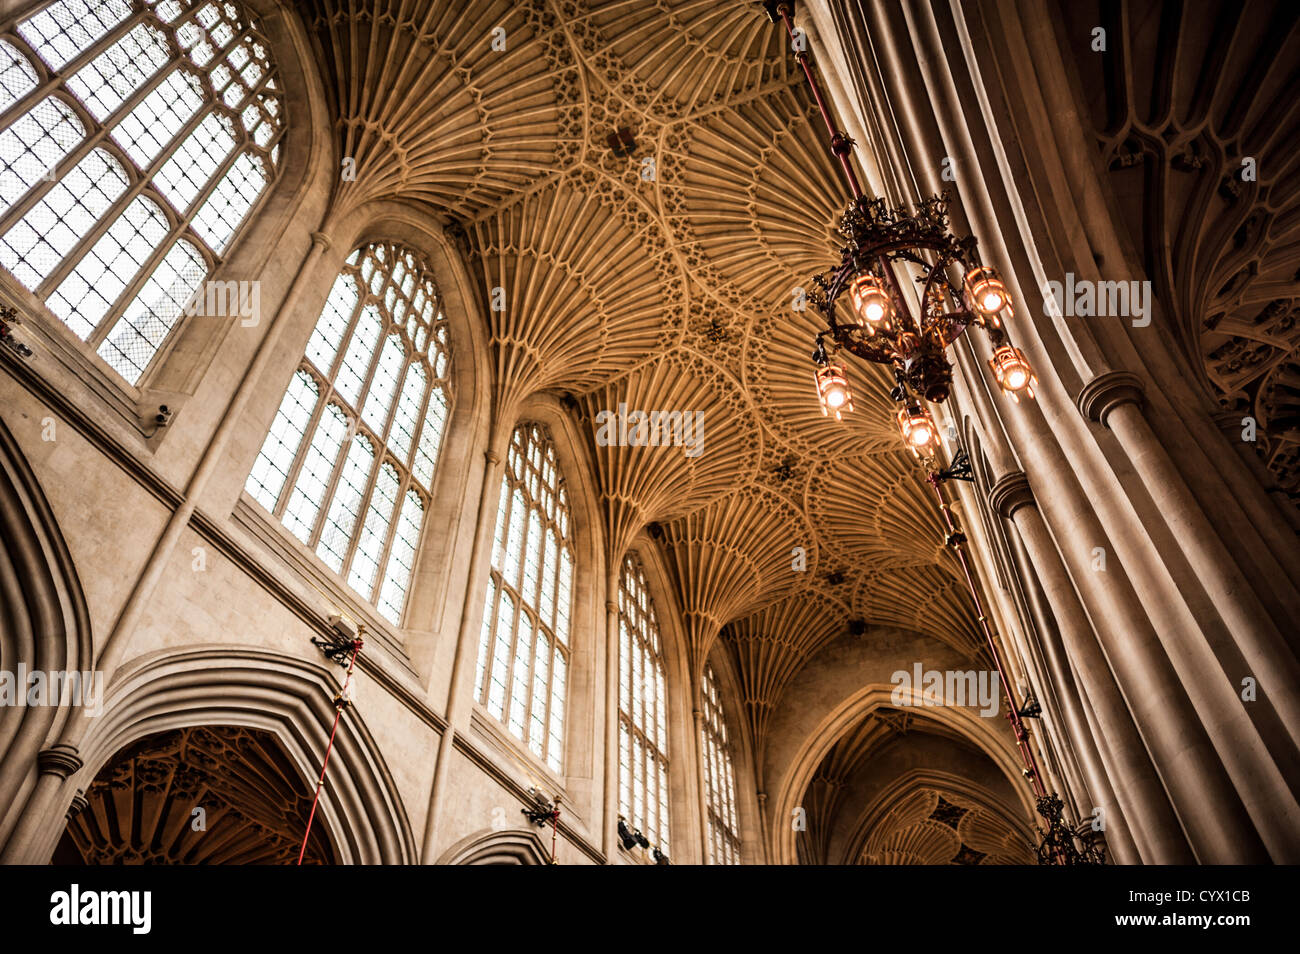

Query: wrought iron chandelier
[759,4,1036,457]
[764,0,1100,865]
[808,195,1038,449]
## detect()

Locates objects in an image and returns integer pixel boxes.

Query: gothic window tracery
[0,0,283,384]
[474,424,574,774]
[617,553,670,854]
[246,241,450,626]
[701,662,741,864]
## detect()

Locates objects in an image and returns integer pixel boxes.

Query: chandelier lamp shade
[764,0,1099,865]
[896,404,939,457]
[814,360,854,420]
[799,176,1039,419]
[988,344,1038,402]
[964,265,1011,320]
[847,273,895,331]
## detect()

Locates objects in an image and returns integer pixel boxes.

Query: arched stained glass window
[701,662,741,865]
[618,553,670,855]
[246,242,451,626]
[0,0,283,384]
[474,424,574,774]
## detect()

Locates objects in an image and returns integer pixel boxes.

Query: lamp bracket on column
[935,446,974,483]
[1018,687,1043,720]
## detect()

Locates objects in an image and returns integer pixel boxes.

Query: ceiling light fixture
[763,3,1036,423]
[765,0,1100,865]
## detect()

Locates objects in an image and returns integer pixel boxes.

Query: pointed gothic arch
[769,684,1037,866]
[25,646,418,864]
[436,827,553,865]
[0,414,92,857]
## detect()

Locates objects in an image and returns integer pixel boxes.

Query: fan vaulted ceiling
[300,0,986,773]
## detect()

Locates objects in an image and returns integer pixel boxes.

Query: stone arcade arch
[844,769,1035,866]
[436,828,553,865]
[0,417,93,858]
[14,647,417,864]
[770,684,1037,866]
[54,724,339,865]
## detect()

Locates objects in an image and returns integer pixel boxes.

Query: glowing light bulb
[897,405,939,456]
[964,266,1011,320]
[988,344,1036,402]
[848,274,893,330]
[814,363,854,420]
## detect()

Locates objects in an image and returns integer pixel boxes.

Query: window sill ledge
[468,706,575,809]
[232,493,415,669]
[1,279,188,446]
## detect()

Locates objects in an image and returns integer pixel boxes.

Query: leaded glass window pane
[246,242,451,626]
[96,237,206,379]
[0,0,284,386]
[18,0,134,72]
[0,147,127,287]
[475,424,574,774]
[0,43,39,112]
[702,663,742,864]
[617,553,671,856]
[46,195,169,338]
[0,97,84,218]
[64,22,171,122]
[245,368,317,512]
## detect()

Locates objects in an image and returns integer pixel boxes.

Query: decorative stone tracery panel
[55,725,335,865]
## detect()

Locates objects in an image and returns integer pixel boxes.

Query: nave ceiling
[300,0,989,775]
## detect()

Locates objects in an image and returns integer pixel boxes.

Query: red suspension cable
[773,2,925,336]
[297,636,362,865]
[550,808,560,865]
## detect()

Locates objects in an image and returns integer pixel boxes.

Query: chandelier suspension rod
[770,8,1044,789]
[773,2,864,201]
[772,2,923,336]
[927,472,1048,799]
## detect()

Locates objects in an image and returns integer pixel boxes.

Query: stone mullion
[0,8,145,125]
[302,286,374,553]
[539,514,569,768]
[295,305,366,548]
[502,499,531,733]
[365,346,425,606]
[517,496,546,755]
[474,571,497,704]
[0,90,104,241]
[337,445,387,598]
[302,412,358,554]
[27,83,209,300]
[34,30,252,302]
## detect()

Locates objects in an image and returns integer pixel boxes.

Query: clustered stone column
[808,0,1300,862]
